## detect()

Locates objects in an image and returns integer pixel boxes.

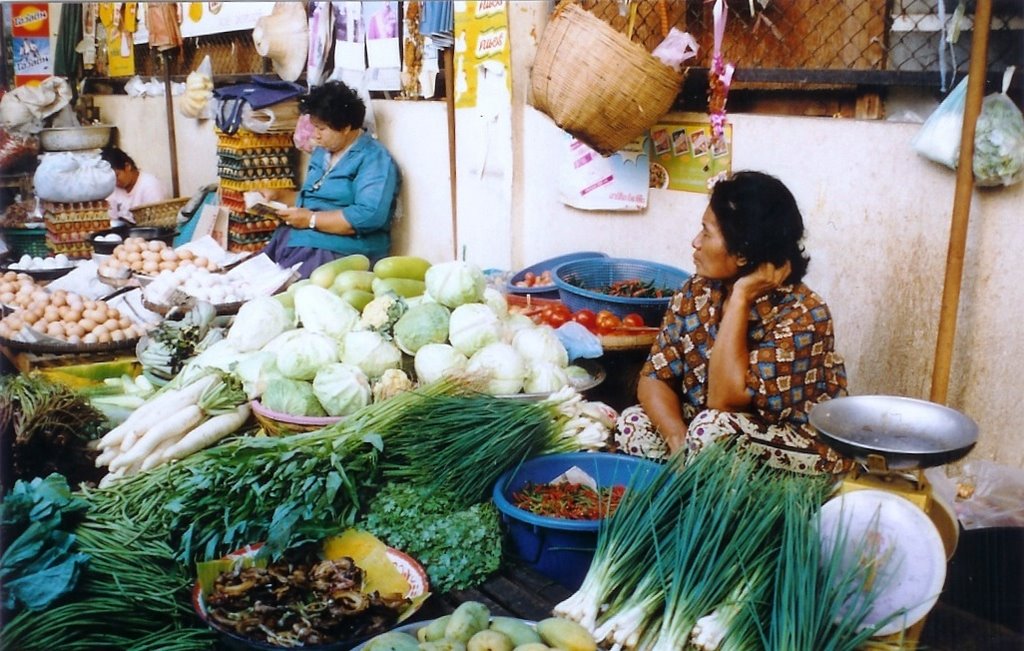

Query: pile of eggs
[0,288,144,344]
[0,272,47,309]
[6,253,77,271]
[97,238,218,278]
[143,265,254,306]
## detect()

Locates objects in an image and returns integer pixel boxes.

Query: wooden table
[408,560,1024,651]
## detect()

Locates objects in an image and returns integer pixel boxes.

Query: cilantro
[360,484,503,593]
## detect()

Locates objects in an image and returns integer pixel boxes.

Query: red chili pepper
[512,482,627,520]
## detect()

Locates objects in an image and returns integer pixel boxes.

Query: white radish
[99,375,218,449]
[119,431,138,452]
[95,447,118,468]
[98,468,125,489]
[110,404,204,472]
[139,438,178,472]
[161,404,251,463]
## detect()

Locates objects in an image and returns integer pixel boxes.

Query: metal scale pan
[809,395,978,471]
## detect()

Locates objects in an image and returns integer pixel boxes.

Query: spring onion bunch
[756,486,908,651]
[359,385,604,508]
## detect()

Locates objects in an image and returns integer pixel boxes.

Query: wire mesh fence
[581,0,1022,87]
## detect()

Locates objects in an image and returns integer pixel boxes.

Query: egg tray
[227,240,269,254]
[217,165,295,182]
[219,178,295,193]
[216,149,293,169]
[0,332,140,354]
[227,216,278,234]
[214,129,295,150]
[227,230,275,246]
[45,225,108,244]
[44,239,93,259]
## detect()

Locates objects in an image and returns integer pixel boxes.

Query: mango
[445,601,491,643]
[419,642,466,651]
[467,630,513,651]
[373,255,432,280]
[535,618,596,651]
[418,615,452,643]
[489,618,542,648]
[511,645,551,651]
[362,631,419,651]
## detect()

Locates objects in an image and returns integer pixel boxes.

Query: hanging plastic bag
[973,66,1024,187]
[181,55,214,120]
[911,75,969,170]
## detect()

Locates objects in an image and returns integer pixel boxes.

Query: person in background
[615,171,852,475]
[260,80,400,278]
[100,147,168,226]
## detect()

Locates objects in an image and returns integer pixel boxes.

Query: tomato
[572,309,597,331]
[541,303,572,327]
[622,313,646,328]
[595,310,622,333]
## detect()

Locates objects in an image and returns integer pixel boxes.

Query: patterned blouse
[642,274,849,468]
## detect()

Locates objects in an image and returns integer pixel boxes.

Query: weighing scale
[809,395,979,644]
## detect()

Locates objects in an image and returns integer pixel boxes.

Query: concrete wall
[90,4,1022,468]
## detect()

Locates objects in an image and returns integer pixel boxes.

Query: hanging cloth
[147,3,183,52]
[54,3,83,88]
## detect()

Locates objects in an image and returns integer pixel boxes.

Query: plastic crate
[2,228,49,258]
[507,251,608,300]
[492,452,661,589]
[553,257,690,324]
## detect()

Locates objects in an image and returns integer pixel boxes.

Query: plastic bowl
[492,452,661,589]
[193,543,430,651]
[507,251,608,300]
[553,257,690,324]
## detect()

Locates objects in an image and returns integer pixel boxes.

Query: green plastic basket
[2,228,49,259]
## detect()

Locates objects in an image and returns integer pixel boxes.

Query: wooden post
[929,0,992,404]
[161,52,180,197]
[443,47,458,260]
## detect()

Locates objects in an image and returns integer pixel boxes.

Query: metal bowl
[809,395,978,470]
[38,125,114,151]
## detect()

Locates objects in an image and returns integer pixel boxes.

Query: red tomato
[572,309,597,331]
[622,313,645,328]
[542,303,572,327]
[595,310,622,333]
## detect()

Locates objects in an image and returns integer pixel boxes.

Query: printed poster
[559,134,650,211]
[10,3,51,86]
[453,1,511,110]
[648,116,733,194]
[178,2,274,38]
[332,1,365,72]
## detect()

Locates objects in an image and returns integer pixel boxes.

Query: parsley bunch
[360,484,503,593]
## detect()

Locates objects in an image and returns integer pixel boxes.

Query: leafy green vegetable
[262,377,327,417]
[0,474,90,612]
[360,484,502,593]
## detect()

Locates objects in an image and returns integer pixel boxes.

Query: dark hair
[708,170,810,284]
[100,147,136,171]
[299,81,366,131]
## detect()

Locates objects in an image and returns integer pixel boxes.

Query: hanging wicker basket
[531,2,685,156]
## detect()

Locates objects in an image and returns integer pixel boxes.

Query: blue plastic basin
[492,452,661,589]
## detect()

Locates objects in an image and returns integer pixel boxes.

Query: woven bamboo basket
[531,2,685,156]
[132,197,189,229]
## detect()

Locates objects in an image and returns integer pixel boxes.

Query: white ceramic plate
[818,489,946,637]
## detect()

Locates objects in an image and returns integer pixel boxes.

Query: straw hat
[252,3,309,82]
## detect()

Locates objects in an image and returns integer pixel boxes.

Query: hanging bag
[973,67,1024,187]
[911,75,969,170]
[213,76,305,134]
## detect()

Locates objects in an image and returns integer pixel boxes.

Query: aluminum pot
[38,125,114,151]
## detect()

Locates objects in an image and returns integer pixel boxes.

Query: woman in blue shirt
[261,81,400,278]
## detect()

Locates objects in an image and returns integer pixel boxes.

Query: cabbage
[294,284,360,340]
[414,343,468,385]
[467,342,526,395]
[393,303,451,355]
[448,303,503,357]
[266,329,340,380]
[502,312,536,343]
[262,377,326,417]
[233,350,282,399]
[565,364,593,387]
[226,296,293,352]
[482,287,509,318]
[185,339,243,374]
[342,330,403,379]
[523,362,570,394]
[513,325,569,367]
[424,261,486,308]
[312,363,371,417]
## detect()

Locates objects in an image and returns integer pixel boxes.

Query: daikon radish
[119,431,138,452]
[139,438,178,471]
[160,404,251,463]
[97,374,217,449]
[95,446,118,468]
[110,404,204,472]
[98,467,125,489]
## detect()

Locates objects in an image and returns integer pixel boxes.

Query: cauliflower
[357,293,408,338]
[372,368,414,402]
